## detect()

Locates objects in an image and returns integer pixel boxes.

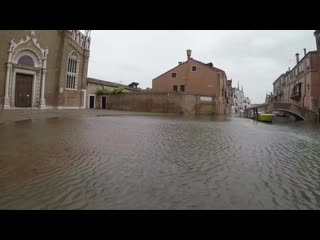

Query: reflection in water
[0,115,320,209]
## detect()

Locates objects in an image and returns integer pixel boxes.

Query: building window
[291,83,302,99]
[18,55,34,67]
[173,85,178,92]
[294,83,301,94]
[307,58,310,69]
[66,52,79,89]
[191,66,197,72]
[180,85,185,92]
[307,83,310,90]
[172,73,176,78]
[301,63,304,72]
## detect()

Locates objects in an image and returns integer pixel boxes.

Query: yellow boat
[258,114,274,122]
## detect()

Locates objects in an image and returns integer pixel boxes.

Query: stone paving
[0,109,180,124]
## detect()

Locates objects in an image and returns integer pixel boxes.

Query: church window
[66,52,79,89]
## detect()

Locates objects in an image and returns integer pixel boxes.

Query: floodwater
[0,114,320,209]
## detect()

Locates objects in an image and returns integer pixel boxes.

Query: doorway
[15,73,33,108]
[89,95,95,109]
[101,96,107,109]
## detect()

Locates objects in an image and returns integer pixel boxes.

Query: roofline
[87,77,142,91]
[272,50,318,84]
[190,58,227,79]
[292,50,317,70]
[152,61,188,81]
[152,57,227,81]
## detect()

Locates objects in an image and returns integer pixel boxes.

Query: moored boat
[258,114,274,122]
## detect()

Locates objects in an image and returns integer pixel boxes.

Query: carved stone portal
[4,31,48,109]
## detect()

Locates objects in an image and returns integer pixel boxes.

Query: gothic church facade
[0,30,91,109]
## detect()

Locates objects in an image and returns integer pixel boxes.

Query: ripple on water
[0,116,320,209]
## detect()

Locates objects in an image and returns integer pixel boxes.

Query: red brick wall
[106,93,218,115]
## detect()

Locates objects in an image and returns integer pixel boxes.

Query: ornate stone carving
[67,30,91,50]
[11,32,46,60]
[43,48,48,58]
[30,30,36,39]
[9,40,15,52]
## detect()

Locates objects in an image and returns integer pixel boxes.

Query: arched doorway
[14,55,36,108]
[3,32,48,109]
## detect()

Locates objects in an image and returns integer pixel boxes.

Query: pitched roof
[87,78,142,91]
[128,82,139,87]
[191,58,227,79]
[152,58,227,80]
[152,61,188,80]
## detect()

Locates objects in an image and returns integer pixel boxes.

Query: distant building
[87,77,142,109]
[226,80,233,113]
[272,73,286,103]
[152,49,229,115]
[269,30,320,111]
[243,96,251,109]
[128,82,139,89]
[265,92,273,104]
[231,83,252,114]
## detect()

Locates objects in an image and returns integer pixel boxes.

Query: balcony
[290,91,301,100]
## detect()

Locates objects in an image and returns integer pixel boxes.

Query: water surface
[0,115,320,209]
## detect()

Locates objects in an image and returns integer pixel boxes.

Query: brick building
[152,50,229,114]
[0,30,90,109]
[270,30,320,111]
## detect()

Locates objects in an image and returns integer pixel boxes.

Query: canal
[0,114,320,209]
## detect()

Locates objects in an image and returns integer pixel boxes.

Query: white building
[231,83,252,115]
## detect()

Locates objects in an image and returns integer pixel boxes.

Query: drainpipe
[302,76,306,108]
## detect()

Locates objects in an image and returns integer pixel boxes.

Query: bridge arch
[244,102,318,122]
[272,109,304,121]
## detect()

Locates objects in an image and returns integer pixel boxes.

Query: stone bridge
[244,102,319,122]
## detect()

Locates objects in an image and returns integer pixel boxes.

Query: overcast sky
[87,30,316,104]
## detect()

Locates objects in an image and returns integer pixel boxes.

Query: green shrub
[97,87,127,95]
[112,87,126,95]
[96,89,110,95]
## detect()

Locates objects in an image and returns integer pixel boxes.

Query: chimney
[304,48,307,56]
[288,67,290,72]
[295,53,300,64]
[315,30,320,52]
[187,49,192,60]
